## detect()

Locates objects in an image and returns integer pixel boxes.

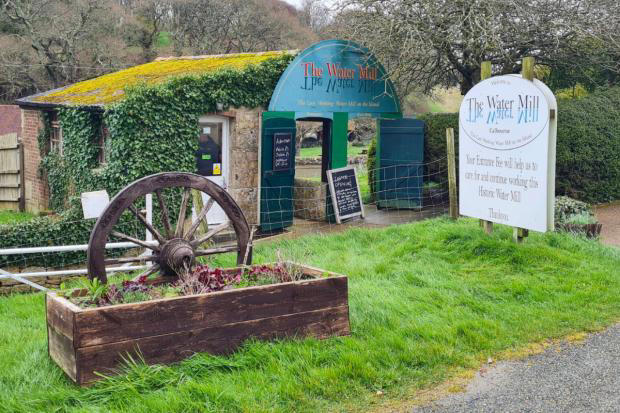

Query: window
[49,112,63,155]
[97,122,109,164]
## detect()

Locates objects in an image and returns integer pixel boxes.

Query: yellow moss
[34,51,293,106]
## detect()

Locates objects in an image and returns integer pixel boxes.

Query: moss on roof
[30,50,294,107]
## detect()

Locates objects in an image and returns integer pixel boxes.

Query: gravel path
[414,324,620,413]
[595,202,620,247]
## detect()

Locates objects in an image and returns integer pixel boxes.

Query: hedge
[416,87,620,204]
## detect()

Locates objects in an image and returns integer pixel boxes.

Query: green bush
[413,87,620,203]
[0,206,141,269]
[554,195,594,225]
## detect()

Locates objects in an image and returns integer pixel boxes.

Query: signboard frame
[326,165,365,224]
[458,74,557,232]
[272,132,293,172]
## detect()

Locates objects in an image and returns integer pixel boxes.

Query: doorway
[196,115,229,224]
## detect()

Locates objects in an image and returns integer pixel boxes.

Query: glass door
[196,116,229,224]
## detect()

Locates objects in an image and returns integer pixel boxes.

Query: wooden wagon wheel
[87,172,251,284]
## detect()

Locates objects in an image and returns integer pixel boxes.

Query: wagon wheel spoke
[195,245,239,256]
[110,230,160,251]
[131,264,160,282]
[190,221,230,248]
[155,189,173,239]
[175,188,191,238]
[128,205,166,244]
[186,197,215,241]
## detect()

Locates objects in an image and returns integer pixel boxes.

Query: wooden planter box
[46,264,350,385]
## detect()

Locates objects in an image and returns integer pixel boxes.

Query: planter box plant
[46,263,350,385]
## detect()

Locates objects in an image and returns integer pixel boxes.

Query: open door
[259,111,296,232]
[376,118,425,209]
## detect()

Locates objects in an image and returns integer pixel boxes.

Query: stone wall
[293,178,327,221]
[0,274,79,295]
[225,107,261,227]
[20,109,49,213]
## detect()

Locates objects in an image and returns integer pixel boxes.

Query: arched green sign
[268,40,401,119]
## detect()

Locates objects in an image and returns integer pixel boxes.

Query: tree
[169,0,316,55]
[0,0,128,102]
[299,0,331,35]
[333,0,620,94]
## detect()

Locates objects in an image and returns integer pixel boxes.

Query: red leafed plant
[176,265,242,295]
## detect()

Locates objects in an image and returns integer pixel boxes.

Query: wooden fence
[0,133,25,211]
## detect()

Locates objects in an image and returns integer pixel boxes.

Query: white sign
[81,190,110,219]
[459,75,557,232]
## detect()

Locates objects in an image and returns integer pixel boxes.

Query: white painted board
[459,75,556,232]
[81,190,110,219]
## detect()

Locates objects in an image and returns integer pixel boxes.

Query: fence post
[446,128,458,219]
[479,61,493,234]
[512,57,536,243]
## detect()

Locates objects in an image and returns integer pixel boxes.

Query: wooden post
[513,227,529,243]
[192,190,209,236]
[446,128,458,219]
[522,56,535,81]
[479,61,493,234]
[510,56,536,243]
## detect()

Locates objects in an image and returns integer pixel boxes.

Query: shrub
[554,195,594,225]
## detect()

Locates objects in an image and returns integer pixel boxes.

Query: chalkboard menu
[273,133,293,171]
[327,166,365,223]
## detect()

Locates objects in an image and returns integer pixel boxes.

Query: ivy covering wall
[0,55,294,268]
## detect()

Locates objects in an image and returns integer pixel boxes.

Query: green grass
[298,143,368,159]
[1,219,619,412]
[0,210,35,225]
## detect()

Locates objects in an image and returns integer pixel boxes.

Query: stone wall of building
[0,274,79,295]
[225,107,261,227]
[20,109,49,213]
[293,178,327,221]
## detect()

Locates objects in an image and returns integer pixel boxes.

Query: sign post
[458,58,557,236]
[326,166,365,224]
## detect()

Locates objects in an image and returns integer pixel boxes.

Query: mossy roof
[17,50,295,108]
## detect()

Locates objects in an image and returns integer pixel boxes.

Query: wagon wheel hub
[87,172,252,284]
[158,239,195,276]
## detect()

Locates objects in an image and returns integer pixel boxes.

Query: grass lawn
[299,143,368,159]
[0,210,36,225]
[1,219,619,412]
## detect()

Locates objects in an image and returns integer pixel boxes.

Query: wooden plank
[74,276,349,347]
[446,128,458,219]
[0,170,19,174]
[479,61,494,234]
[0,145,19,151]
[76,305,350,385]
[48,326,77,382]
[46,293,77,342]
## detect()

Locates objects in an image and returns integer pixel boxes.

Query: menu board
[327,166,365,223]
[273,133,293,171]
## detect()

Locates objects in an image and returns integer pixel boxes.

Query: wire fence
[0,158,451,288]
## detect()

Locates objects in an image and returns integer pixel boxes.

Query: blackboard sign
[273,133,293,171]
[327,166,365,223]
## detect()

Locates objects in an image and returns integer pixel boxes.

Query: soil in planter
[64,262,322,309]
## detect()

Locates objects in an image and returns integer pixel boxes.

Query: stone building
[16,40,404,230]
